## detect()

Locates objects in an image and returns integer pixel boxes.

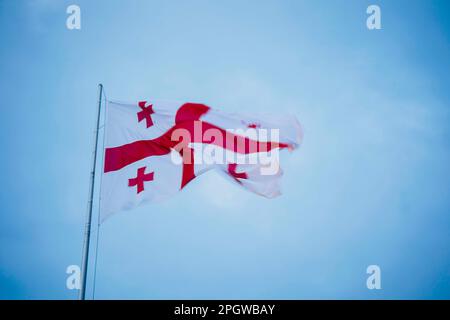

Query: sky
[0,0,449,299]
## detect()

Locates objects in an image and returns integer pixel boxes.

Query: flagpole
[80,83,103,300]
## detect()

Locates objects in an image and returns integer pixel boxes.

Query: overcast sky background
[0,0,449,299]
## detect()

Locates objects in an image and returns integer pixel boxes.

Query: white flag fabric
[100,100,302,222]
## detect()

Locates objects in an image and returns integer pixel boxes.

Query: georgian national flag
[100,100,302,221]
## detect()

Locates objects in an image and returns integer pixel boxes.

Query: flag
[100,99,302,221]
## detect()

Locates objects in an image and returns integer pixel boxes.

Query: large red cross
[137,101,155,128]
[106,103,291,190]
[128,166,154,194]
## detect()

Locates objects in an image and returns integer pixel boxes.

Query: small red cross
[128,166,154,194]
[228,163,248,183]
[137,101,155,128]
[241,120,261,129]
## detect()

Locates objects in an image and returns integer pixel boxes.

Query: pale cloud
[24,0,61,33]
[194,171,247,211]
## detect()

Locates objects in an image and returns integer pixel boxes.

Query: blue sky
[0,0,449,299]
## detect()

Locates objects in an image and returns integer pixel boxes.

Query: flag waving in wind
[100,99,302,221]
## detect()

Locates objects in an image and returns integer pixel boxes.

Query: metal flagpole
[80,83,103,300]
